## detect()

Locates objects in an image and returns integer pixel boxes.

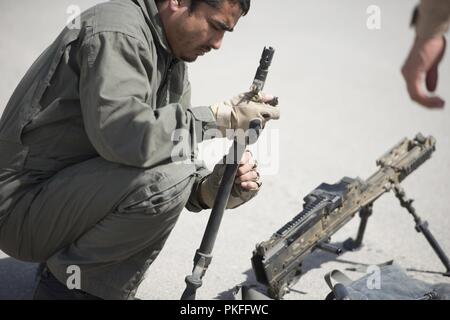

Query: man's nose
[210,34,224,50]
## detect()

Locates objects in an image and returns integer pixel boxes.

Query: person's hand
[198,150,261,209]
[401,35,447,108]
[234,149,260,191]
[211,92,280,134]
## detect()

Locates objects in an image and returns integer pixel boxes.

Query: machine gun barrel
[181,47,276,300]
[251,47,275,93]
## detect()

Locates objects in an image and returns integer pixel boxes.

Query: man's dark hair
[156,0,251,16]
[191,0,250,16]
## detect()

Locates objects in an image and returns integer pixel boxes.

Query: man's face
[165,0,243,62]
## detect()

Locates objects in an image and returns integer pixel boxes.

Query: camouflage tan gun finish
[251,133,436,299]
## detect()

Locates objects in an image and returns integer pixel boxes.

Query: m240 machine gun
[251,133,450,299]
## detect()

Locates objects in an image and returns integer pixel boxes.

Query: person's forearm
[416,0,450,38]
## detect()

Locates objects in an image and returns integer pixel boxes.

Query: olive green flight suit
[0,0,217,299]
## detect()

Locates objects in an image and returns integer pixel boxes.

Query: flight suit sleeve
[415,0,450,38]
[178,75,219,143]
[176,68,214,212]
[79,31,215,168]
[185,159,211,212]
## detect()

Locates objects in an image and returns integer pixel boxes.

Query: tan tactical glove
[198,151,261,209]
[210,93,280,136]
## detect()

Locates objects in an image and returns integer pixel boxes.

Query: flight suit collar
[133,0,174,56]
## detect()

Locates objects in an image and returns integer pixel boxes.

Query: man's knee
[115,164,195,216]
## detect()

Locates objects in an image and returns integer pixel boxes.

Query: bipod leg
[344,204,373,251]
[393,183,450,277]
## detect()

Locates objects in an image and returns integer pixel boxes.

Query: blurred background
[0,0,449,300]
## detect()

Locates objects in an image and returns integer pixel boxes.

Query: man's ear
[168,0,186,12]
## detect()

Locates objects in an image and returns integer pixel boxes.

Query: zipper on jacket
[156,58,177,107]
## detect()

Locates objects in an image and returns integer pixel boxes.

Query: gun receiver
[251,133,445,299]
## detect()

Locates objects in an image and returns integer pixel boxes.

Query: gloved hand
[210,92,280,136]
[198,151,261,209]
